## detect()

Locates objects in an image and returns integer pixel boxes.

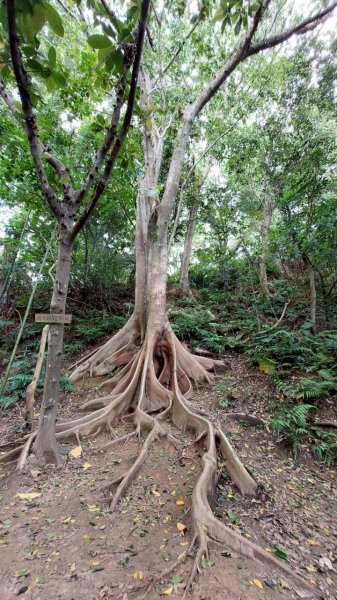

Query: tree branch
[190,0,272,119]
[0,80,73,196]
[6,0,66,220]
[70,0,151,240]
[163,19,199,76]
[74,72,128,207]
[0,80,21,119]
[247,1,337,57]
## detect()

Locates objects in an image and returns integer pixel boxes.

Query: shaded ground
[0,352,336,600]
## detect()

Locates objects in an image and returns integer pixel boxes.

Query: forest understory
[0,339,336,600]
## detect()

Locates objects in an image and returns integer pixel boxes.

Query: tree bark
[179,201,198,297]
[25,324,49,430]
[309,266,317,334]
[259,196,273,298]
[33,228,73,464]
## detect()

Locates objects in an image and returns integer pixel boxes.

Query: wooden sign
[35,313,72,324]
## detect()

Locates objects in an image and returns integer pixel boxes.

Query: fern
[271,403,315,457]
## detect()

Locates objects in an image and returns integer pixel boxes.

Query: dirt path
[0,354,336,600]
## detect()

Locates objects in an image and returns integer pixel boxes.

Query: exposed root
[99,472,126,493]
[1,443,26,463]
[99,431,137,450]
[313,420,337,430]
[223,412,270,432]
[4,318,311,593]
[109,424,159,511]
[135,535,197,600]
[16,433,35,470]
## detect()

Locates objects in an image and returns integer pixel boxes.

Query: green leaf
[87,34,113,49]
[48,47,56,68]
[97,46,112,63]
[28,4,46,37]
[45,71,66,91]
[234,18,242,36]
[214,9,224,22]
[45,4,64,37]
[17,585,29,595]
[106,49,124,74]
[51,71,66,88]
[259,357,277,374]
[273,545,289,562]
[15,568,30,578]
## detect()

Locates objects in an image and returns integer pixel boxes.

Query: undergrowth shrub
[271,402,337,465]
[0,354,74,409]
[169,305,224,353]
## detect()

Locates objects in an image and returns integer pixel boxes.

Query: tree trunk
[25,324,49,430]
[259,196,273,298]
[309,266,317,334]
[33,227,73,464]
[179,201,198,297]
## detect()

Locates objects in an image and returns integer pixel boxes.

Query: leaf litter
[0,353,335,599]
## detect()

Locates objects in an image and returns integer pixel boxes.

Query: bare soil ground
[0,353,336,600]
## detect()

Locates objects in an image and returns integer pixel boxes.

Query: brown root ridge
[3,318,311,594]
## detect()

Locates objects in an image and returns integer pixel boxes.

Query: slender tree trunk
[309,266,317,334]
[25,324,49,429]
[179,201,198,297]
[259,196,273,298]
[33,227,73,464]
[0,211,30,305]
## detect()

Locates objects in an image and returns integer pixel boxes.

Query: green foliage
[0,353,74,408]
[170,304,224,353]
[311,429,337,467]
[72,313,127,346]
[271,402,337,465]
[271,403,314,457]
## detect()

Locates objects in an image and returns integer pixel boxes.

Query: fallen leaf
[132,571,144,579]
[273,545,289,562]
[15,569,30,579]
[69,446,82,459]
[306,565,317,573]
[63,516,75,524]
[176,500,184,506]
[16,492,41,500]
[91,561,104,572]
[17,584,29,595]
[307,539,319,546]
[279,578,290,589]
[83,462,92,470]
[250,579,263,589]
[180,541,188,546]
[161,586,173,596]
[87,504,100,513]
[82,533,91,544]
[176,522,186,535]
[152,488,161,497]
[170,576,183,584]
[318,557,333,570]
